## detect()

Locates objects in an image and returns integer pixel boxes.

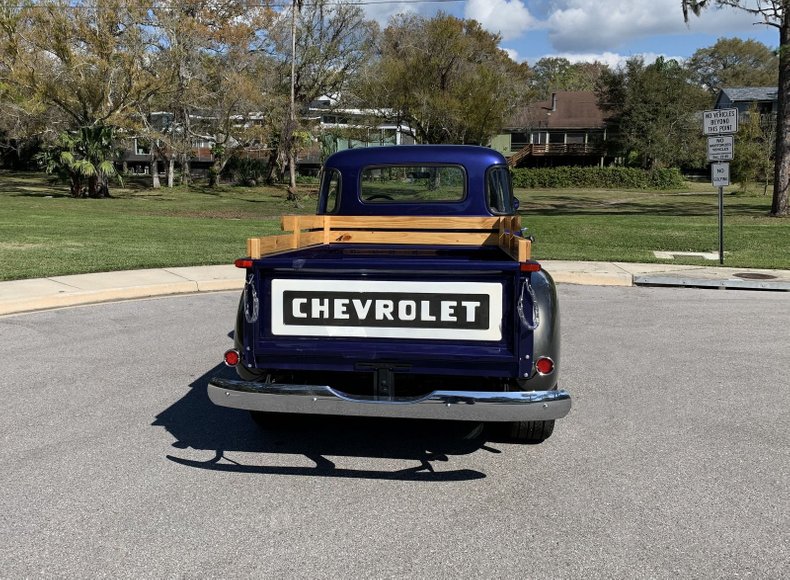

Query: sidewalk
[1,261,789,316]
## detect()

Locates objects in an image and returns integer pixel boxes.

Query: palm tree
[39,125,121,198]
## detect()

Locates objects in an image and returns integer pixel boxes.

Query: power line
[4,0,466,8]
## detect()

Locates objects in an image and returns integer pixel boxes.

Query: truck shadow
[152,364,499,481]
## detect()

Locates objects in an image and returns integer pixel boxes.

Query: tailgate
[240,244,529,379]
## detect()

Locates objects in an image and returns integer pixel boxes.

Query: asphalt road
[1,286,788,578]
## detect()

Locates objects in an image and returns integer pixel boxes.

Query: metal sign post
[711,163,730,265]
[704,109,738,265]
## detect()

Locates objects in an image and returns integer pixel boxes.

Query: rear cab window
[360,165,466,203]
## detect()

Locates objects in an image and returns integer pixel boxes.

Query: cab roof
[321,145,512,217]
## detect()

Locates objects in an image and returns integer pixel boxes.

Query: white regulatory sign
[707,135,734,161]
[711,162,730,187]
[703,108,738,135]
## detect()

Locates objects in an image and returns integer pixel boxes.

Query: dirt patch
[0,242,46,250]
[153,210,282,219]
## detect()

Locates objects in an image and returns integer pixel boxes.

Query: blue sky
[361,0,779,68]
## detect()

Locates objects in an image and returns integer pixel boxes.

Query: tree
[134,1,207,188]
[731,103,776,194]
[0,0,160,195]
[175,1,276,187]
[355,13,530,145]
[266,0,374,194]
[38,125,121,197]
[3,1,158,129]
[687,37,778,93]
[683,0,789,216]
[530,57,609,99]
[596,57,710,168]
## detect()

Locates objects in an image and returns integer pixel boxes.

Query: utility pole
[287,0,300,200]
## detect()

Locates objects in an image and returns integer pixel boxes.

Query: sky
[359,0,779,68]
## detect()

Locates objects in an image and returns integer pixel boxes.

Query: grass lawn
[1,171,788,281]
[519,184,790,269]
[0,172,314,281]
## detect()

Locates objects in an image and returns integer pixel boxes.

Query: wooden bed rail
[246,215,531,262]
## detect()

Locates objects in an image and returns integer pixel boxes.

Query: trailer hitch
[356,362,411,400]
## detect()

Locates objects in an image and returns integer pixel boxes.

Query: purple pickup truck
[208,145,571,443]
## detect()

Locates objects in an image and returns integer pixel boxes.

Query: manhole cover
[733,272,777,280]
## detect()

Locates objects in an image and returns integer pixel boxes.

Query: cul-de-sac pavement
[1,283,788,577]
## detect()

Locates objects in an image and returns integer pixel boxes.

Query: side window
[487,166,514,214]
[320,169,341,214]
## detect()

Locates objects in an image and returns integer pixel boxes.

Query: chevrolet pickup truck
[208,145,571,443]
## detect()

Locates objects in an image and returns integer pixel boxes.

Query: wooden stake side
[329,230,498,246]
[248,214,530,261]
[286,215,503,231]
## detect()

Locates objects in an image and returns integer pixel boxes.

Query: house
[301,98,415,170]
[714,87,778,117]
[490,91,612,168]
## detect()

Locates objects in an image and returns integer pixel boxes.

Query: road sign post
[704,109,738,265]
[711,162,730,266]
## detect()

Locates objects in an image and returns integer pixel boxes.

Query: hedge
[511,166,685,190]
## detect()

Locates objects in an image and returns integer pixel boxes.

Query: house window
[135,139,150,156]
[758,102,773,115]
[509,133,528,148]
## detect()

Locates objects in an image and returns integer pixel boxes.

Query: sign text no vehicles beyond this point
[703,108,738,136]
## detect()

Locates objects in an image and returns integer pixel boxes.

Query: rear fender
[519,269,560,390]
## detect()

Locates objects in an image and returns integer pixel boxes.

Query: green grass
[519,184,790,269]
[0,172,314,281]
[1,171,788,281]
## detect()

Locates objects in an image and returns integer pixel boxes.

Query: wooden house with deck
[490,91,613,168]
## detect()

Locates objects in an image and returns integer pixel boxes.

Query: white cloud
[545,0,768,52]
[503,47,520,62]
[531,51,686,69]
[464,0,538,41]
[361,2,420,27]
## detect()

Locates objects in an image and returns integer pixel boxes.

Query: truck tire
[505,419,555,443]
[495,381,558,444]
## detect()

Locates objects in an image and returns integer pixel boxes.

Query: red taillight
[520,261,542,272]
[535,357,555,375]
[234,258,253,269]
[223,349,240,367]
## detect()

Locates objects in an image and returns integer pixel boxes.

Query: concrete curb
[2,261,789,317]
[0,265,245,316]
[540,261,633,287]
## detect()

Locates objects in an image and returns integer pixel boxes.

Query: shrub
[223,157,269,186]
[511,166,684,190]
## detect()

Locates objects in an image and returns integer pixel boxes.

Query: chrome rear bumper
[208,377,571,422]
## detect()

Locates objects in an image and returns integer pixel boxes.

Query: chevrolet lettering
[287,293,487,327]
